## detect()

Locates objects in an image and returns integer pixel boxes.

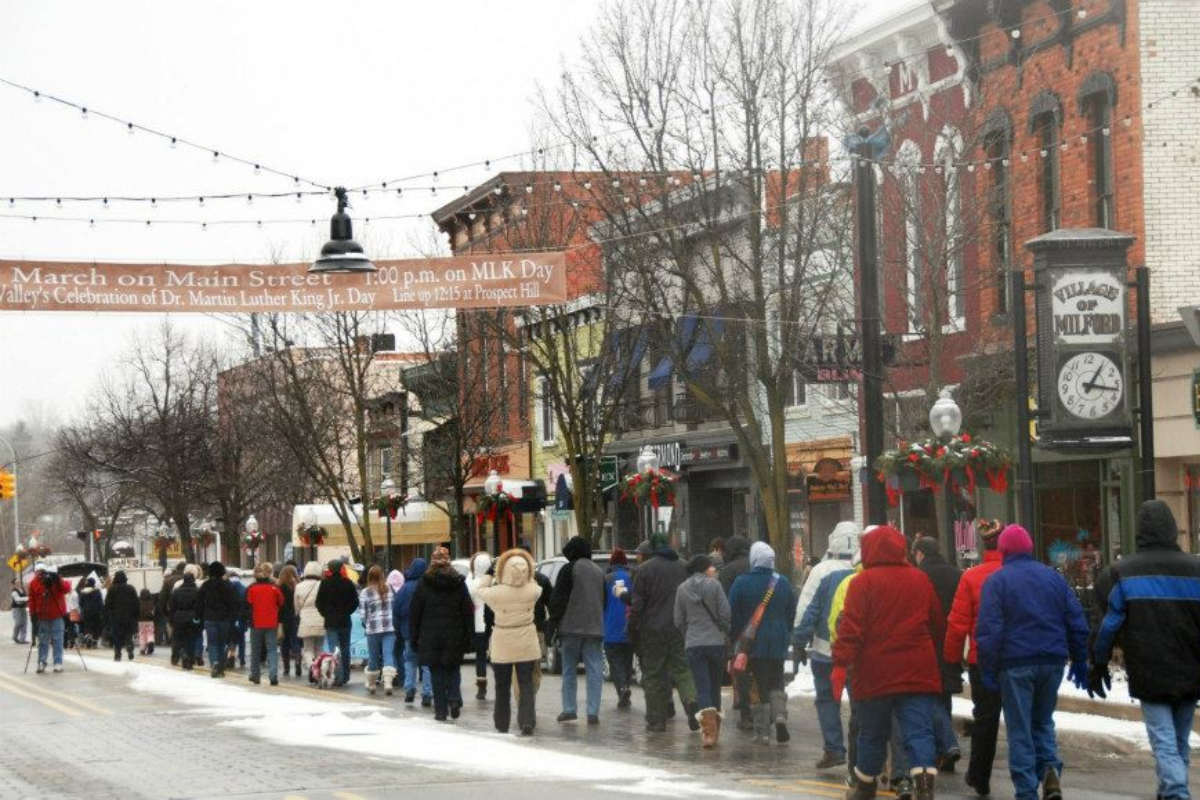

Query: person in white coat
[466,552,493,700]
[476,549,543,735]
[293,561,325,676]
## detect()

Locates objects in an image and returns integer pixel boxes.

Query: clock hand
[1086,381,1119,392]
[1082,367,1105,394]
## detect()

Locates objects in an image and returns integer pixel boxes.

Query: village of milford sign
[1029,229,1134,447]
[0,253,567,313]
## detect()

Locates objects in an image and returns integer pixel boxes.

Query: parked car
[536,553,637,682]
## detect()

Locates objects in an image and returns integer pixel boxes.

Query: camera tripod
[23,620,89,674]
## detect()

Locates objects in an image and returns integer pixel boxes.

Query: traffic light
[0,471,14,501]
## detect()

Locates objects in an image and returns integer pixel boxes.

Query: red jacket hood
[861,526,909,568]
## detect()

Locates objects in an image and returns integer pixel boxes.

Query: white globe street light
[483,470,502,496]
[929,388,962,441]
[637,446,660,475]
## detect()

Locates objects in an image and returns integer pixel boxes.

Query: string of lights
[0,76,333,191]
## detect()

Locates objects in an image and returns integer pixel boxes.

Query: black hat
[686,554,713,575]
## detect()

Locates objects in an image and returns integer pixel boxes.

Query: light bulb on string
[127,122,135,135]
[81,107,88,120]
[525,183,533,194]
[254,164,261,176]
[212,151,220,162]
[432,171,439,183]
[1102,127,1111,136]
[612,178,620,188]
[295,193,302,204]
[202,223,207,232]
[493,186,503,196]
[431,187,437,196]
[89,219,95,229]
[396,188,403,197]
[150,198,157,210]
[1010,28,1021,38]
[198,197,205,207]
[247,195,253,206]
[170,137,177,149]
[256,221,262,229]
[582,180,592,190]
[33,90,41,103]
[55,198,62,208]
[1078,8,1087,18]
[103,198,109,208]
[553,181,562,192]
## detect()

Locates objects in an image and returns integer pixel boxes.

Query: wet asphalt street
[0,624,1185,800]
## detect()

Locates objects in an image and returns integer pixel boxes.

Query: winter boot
[751,703,772,744]
[699,708,720,748]
[127,646,135,661]
[365,668,381,695]
[476,677,488,700]
[845,769,878,800]
[382,667,397,696]
[295,658,303,678]
[685,700,701,732]
[738,705,754,731]
[1042,767,1062,800]
[912,769,935,800]
[281,653,290,678]
[892,776,914,800]
[769,690,790,743]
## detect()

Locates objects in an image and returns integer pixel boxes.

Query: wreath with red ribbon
[295,523,325,547]
[875,432,1012,506]
[189,531,216,548]
[17,543,51,560]
[619,470,676,509]
[374,495,407,520]
[476,488,517,527]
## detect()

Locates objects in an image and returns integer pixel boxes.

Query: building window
[380,446,393,482]
[1084,93,1115,228]
[985,125,1012,316]
[1032,111,1060,232]
[896,140,924,333]
[937,127,965,329]
[537,376,555,445]
[785,370,807,408]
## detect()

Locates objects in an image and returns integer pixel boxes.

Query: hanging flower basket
[373,495,407,520]
[620,470,676,509]
[190,531,216,549]
[243,531,263,551]
[476,488,517,527]
[17,542,51,560]
[295,523,326,547]
[875,433,1012,498]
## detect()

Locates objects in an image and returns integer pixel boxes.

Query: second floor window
[1033,111,1060,232]
[538,376,555,444]
[1084,92,1115,228]
[785,370,807,408]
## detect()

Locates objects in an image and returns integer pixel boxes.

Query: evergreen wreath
[619,470,676,509]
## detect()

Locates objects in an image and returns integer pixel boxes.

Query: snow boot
[845,769,878,800]
[738,705,754,731]
[365,668,381,695]
[382,667,397,696]
[685,700,701,732]
[769,689,790,743]
[1042,767,1062,800]
[751,703,772,744]
[476,677,487,700]
[912,769,935,800]
[281,653,290,678]
[699,708,720,748]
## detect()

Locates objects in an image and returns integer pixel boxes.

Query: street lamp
[929,388,963,559]
[381,477,397,574]
[303,507,320,564]
[245,514,260,567]
[309,187,376,274]
[483,470,501,552]
[636,446,660,540]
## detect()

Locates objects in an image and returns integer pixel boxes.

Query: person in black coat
[411,548,474,722]
[104,571,141,662]
[315,559,359,687]
[913,536,965,771]
[196,561,240,678]
[168,572,201,669]
[718,535,751,595]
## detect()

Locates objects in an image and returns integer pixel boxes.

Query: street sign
[6,553,29,572]
[599,456,620,492]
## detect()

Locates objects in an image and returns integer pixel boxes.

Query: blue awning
[647,355,674,390]
[608,327,648,390]
[647,314,723,387]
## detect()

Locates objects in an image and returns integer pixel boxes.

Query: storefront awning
[291,501,451,547]
[647,314,724,389]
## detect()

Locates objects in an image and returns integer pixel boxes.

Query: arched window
[936,126,965,329]
[1079,72,1117,228]
[1029,91,1063,232]
[896,140,925,333]
[983,109,1013,315]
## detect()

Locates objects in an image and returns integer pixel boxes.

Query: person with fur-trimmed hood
[411,546,474,722]
[466,551,494,700]
[476,548,542,735]
[293,561,325,675]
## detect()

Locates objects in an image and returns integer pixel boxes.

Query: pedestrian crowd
[11,498,1200,800]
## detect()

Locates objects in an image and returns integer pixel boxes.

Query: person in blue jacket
[729,541,797,744]
[976,525,1089,800]
[393,557,432,706]
[603,548,635,710]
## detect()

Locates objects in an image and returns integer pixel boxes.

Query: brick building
[832,0,1200,565]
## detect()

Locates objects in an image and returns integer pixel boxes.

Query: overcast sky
[0,0,890,428]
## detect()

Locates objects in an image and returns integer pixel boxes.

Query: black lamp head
[310,187,376,274]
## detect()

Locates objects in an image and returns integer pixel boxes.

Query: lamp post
[309,187,376,274]
[483,470,501,553]
[381,477,397,574]
[303,507,320,565]
[245,515,260,568]
[636,446,660,542]
[929,388,963,559]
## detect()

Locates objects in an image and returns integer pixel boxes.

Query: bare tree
[47,426,137,560]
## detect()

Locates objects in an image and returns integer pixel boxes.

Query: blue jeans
[204,620,231,668]
[36,618,64,667]
[559,635,603,716]
[686,645,727,712]
[934,692,960,755]
[1143,700,1195,800]
[402,637,431,697]
[231,619,246,664]
[855,694,938,776]
[367,631,397,671]
[249,627,279,681]
[325,626,352,684]
[999,663,1065,800]
[812,659,846,757]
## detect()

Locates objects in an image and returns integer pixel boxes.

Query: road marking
[4,674,112,715]
[282,795,307,800]
[332,792,366,800]
[0,677,84,717]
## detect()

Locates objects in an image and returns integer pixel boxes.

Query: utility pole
[854,127,888,525]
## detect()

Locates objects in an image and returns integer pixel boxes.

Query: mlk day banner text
[0,253,567,313]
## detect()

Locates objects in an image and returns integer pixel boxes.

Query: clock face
[1057,352,1124,420]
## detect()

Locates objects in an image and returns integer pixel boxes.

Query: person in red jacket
[245,562,284,686]
[832,525,944,800]
[943,519,1004,797]
[27,563,71,674]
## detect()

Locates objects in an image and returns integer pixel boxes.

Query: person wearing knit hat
[975,524,1089,800]
[944,519,1008,795]
[603,547,635,710]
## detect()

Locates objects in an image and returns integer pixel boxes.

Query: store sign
[629,442,682,470]
[805,457,851,502]
[0,253,568,313]
[679,443,737,466]
[1050,271,1125,345]
[598,456,620,492]
[802,332,897,383]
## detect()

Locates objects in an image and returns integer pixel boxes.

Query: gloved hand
[831,665,847,703]
[1068,660,1089,691]
[795,645,809,668]
[1087,663,1112,700]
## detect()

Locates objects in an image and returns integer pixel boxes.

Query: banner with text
[0,253,567,313]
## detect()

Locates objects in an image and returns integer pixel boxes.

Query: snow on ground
[784,662,1199,752]
[81,657,760,797]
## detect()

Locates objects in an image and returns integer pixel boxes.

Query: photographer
[27,563,71,674]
